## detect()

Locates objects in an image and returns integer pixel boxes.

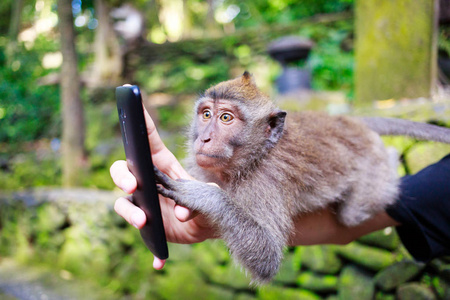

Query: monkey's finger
[114,197,146,229]
[156,185,181,202]
[110,160,137,194]
[154,166,176,189]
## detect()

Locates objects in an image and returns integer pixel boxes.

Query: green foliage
[0,152,61,190]
[0,38,60,143]
[304,23,354,95]
[135,56,231,95]
[0,0,12,36]
[2,197,450,299]
[228,0,353,27]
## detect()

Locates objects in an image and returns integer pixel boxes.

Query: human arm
[291,153,450,262]
[288,209,399,246]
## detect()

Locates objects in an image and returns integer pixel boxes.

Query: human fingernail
[121,177,135,193]
[153,257,166,270]
[131,210,145,229]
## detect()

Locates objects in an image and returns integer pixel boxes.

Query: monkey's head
[190,72,287,175]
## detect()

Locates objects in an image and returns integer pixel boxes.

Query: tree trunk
[6,0,24,63]
[206,0,220,36]
[57,0,86,187]
[182,0,192,39]
[91,0,122,87]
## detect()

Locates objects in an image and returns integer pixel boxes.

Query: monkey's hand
[154,166,226,216]
[154,166,284,283]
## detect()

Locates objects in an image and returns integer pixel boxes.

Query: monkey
[153,71,450,283]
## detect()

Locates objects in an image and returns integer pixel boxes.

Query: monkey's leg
[337,198,374,227]
[337,179,398,227]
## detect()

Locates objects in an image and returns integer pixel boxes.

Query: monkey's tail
[360,117,450,144]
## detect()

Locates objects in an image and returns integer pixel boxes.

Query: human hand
[110,105,217,269]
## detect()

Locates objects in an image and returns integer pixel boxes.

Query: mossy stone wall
[1,185,450,299]
[355,0,438,103]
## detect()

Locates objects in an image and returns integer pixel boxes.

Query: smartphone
[115,84,169,260]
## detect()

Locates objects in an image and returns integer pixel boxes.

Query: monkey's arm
[154,166,284,283]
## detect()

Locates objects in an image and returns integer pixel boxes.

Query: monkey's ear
[241,71,253,85]
[266,110,287,147]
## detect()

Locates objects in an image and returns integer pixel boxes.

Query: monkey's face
[193,99,246,170]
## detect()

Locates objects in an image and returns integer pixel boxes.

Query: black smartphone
[115,84,169,260]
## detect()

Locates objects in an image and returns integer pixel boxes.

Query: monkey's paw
[153,166,224,214]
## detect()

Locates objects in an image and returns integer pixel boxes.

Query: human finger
[142,106,193,180]
[142,105,169,157]
[110,160,137,194]
[172,183,219,222]
[174,205,196,222]
[153,257,166,270]
[114,197,146,229]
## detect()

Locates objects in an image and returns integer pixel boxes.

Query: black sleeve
[386,154,450,262]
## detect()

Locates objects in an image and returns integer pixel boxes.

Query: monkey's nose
[201,137,211,143]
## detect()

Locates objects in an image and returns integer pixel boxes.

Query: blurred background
[0,0,450,299]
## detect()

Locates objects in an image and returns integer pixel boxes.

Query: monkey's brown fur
[155,72,447,283]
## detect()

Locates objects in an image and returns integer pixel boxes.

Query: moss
[375,261,426,291]
[396,283,436,300]
[358,227,400,250]
[274,252,299,285]
[338,265,375,300]
[336,242,396,272]
[295,246,342,274]
[257,286,321,300]
[297,271,338,292]
[355,0,437,103]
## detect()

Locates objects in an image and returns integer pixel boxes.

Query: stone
[154,262,234,300]
[375,260,425,291]
[431,276,450,299]
[375,291,396,300]
[257,286,321,300]
[338,265,375,300]
[273,252,299,284]
[235,293,257,300]
[295,246,342,274]
[440,265,450,282]
[296,271,338,292]
[192,240,251,289]
[336,242,395,271]
[396,283,436,300]
[357,227,400,250]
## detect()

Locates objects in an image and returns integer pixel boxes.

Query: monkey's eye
[203,110,212,119]
[220,113,234,122]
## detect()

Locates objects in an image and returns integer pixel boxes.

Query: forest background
[1,0,450,299]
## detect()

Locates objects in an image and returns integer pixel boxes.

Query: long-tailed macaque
[154,72,450,283]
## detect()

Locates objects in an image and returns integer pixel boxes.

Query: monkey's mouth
[196,152,226,159]
[195,152,229,169]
